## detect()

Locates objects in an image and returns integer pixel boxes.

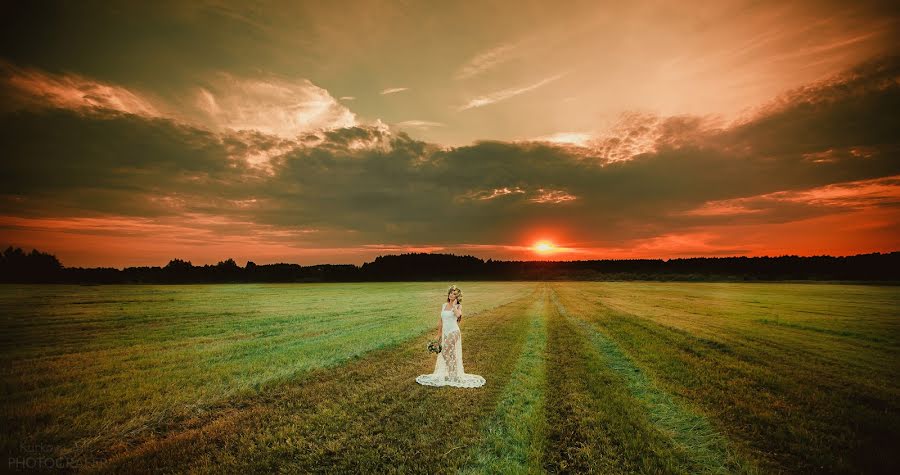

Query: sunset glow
[0,1,898,267]
[533,241,557,254]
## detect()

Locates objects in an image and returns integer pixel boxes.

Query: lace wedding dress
[416,303,486,388]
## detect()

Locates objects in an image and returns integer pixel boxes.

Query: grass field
[1,281,898,473]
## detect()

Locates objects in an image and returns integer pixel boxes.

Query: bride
[416,284,486,388]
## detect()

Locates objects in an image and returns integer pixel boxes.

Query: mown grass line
[549,288,756,474]
[458,285,550,474]
[577,282,899,395]
[542,287,712,473]
[754,318,889,344]
[553,283,900,474]
[80,286,543,473]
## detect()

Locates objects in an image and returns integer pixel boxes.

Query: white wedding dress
[416,303,486,388]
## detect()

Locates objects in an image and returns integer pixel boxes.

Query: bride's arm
[436,314,443,342]
[456,303,463,322]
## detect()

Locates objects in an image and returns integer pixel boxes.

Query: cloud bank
[1,56,898,265]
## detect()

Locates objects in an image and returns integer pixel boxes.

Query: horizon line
[4,246,896,271]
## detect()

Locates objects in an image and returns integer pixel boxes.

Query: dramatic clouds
[0,60,162,118]
[0,0,898,266]
[191,73,358,139]
[2,53,899,266]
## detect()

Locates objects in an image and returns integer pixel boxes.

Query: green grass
[0,282,533,467]
[550,289,754,474]
[1,281,897,473]
[551,282,900,474]
[542,286,725,474]
[84,285,543,473]
[460,287,549,474]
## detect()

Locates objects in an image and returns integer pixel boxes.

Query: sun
[532,240,557,254]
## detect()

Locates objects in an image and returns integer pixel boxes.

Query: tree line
[1,245,897,284]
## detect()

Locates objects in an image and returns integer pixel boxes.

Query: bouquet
[427,338,442,354]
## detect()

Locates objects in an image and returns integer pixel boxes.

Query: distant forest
[1,245,898,284]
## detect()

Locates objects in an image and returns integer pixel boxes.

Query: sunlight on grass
[1,281,897,473]
[0,282,533,463]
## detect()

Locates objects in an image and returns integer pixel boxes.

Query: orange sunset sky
[1,0,899,268]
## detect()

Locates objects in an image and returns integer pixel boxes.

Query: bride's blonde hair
[447,284,462,304]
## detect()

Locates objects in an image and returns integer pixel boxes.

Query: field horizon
[2,281,898,473]
[4,246,898,285]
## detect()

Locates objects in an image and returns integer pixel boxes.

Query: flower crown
[447,284,463,304]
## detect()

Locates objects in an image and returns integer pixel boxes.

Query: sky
[1,0,899,267]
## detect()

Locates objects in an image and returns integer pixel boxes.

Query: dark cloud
[0,1,285,92]
[0,108,266,217]
[1,56,899,249]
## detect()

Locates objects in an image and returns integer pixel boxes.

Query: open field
[1,281,898,473]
